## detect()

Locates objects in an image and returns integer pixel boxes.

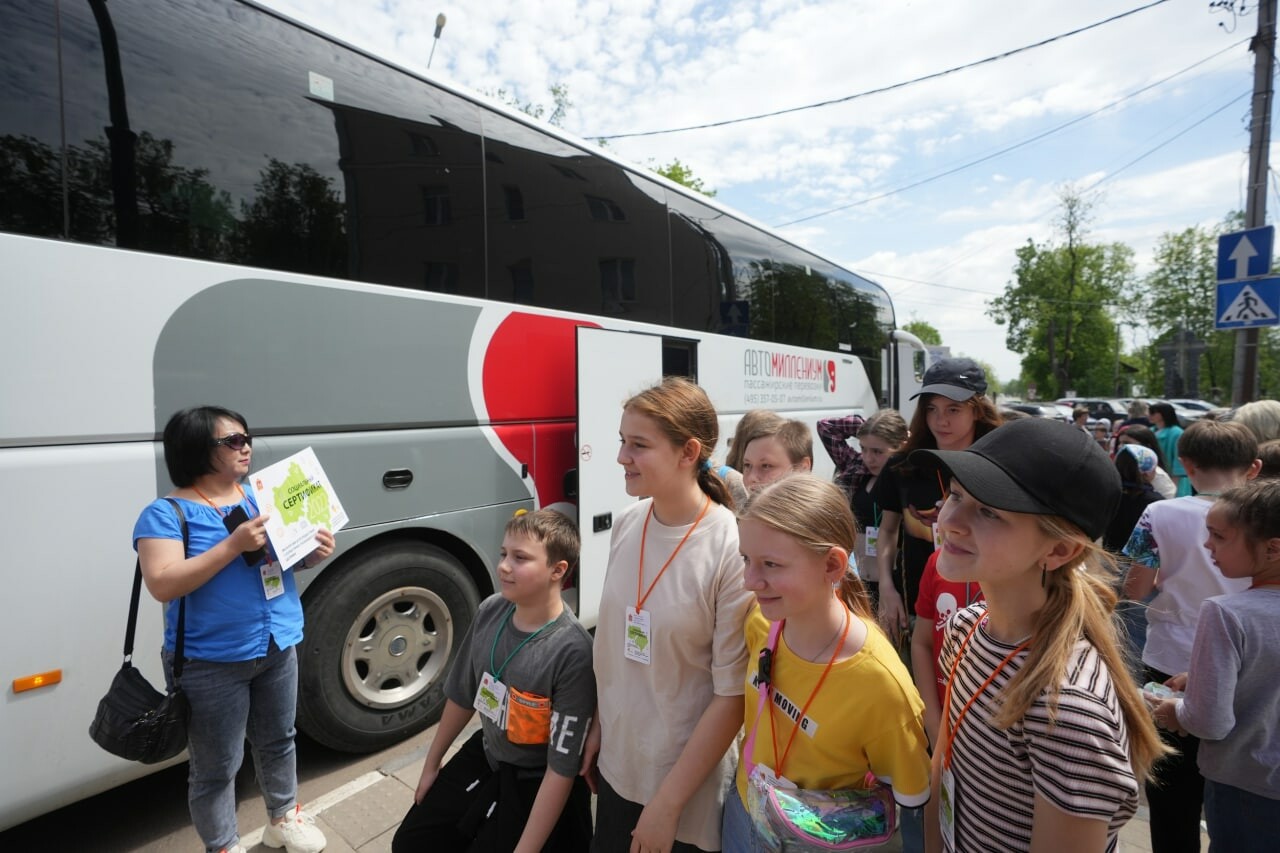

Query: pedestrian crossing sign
[1216,277,1280,329]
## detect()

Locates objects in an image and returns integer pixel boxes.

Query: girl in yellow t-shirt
[724,475,931,850]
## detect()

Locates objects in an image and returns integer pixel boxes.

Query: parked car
[1055,398,1131,424]
[1005,403,1070,422]
[1167,398,1217,416]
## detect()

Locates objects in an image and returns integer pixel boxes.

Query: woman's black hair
[1118,424,1167,471]
[163,405,248,487]
[1149,403,1178,430]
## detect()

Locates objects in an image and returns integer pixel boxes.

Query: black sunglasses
[212,432,253,450]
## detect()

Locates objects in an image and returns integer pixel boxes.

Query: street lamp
[427,13,446,69]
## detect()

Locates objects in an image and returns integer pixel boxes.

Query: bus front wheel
[296,541,480,753]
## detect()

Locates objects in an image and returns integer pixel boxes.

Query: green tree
[901,318,941,345]
[988,188,1135,397]
[650,158,716,197]
[233,159,346,276]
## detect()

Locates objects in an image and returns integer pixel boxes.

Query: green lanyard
[489,605,556,681]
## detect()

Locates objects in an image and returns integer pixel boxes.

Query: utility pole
[1233,0,1276,404]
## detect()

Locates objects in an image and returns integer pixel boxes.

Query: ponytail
[698,464,735,511]
[994,520,1170,784]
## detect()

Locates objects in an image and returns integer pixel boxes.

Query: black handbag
[89,498,192,764]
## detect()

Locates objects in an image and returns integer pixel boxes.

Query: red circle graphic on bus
[482,313,600,508]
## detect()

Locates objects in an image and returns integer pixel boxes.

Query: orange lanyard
[768,609,851,778]
[192,484,272,564]
[192,483,245,515]
[635,496,711,610]
[941,615,1028,770]
[936,470,948,502]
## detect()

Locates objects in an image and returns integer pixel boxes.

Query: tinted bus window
[667,192,782,337]
[55,0,487,288]
[0,0,67,240]
[481,110,671,318]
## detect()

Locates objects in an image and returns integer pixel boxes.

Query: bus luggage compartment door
[574,327,664,628]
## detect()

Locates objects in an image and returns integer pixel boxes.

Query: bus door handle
[382,469,414,489]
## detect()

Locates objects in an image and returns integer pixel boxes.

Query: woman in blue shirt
[134,406,333,853]
[1149,403,1191,496]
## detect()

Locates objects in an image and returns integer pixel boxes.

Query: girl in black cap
[872,357,1000,642]
[914,418,1167,853]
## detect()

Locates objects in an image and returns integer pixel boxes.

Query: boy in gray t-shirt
[392,510,595,853]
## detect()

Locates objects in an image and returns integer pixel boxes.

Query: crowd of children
[385,363,1279,853]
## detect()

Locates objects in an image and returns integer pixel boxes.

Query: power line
[772,39,1246,228]
[923,88,1250,282]
[1083,90,1250,191]
[591,0,1170,139]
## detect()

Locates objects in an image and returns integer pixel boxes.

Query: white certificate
[249,447,348,569]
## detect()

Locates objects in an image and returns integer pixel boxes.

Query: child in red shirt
[912,550,983,747]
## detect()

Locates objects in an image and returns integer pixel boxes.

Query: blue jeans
[1204,779,1280,853]
[721,784,763,852]
[165,641,300,853]
[899,805,923,852]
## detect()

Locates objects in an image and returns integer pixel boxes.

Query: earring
[1040,561,1047,588]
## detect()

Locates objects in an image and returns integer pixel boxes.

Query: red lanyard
[941,615,1028,770]
[768,608,851,778]
[192,483,245,515]
[636,496,711,610]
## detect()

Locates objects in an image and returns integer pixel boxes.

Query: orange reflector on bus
[13,670,62,693]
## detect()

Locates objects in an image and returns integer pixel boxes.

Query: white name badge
[474,671,508,726]
[940,764,957,850]
[749,762,797,790]
[932,522,944,550]
[261,563,284,600]
[864,526,879,558]
[624,606,652,665]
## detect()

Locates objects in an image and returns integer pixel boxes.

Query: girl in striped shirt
[914,418,1167,852]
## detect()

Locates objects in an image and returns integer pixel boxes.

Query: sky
[257,0,1264,386]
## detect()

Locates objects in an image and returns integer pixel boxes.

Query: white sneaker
[262,805,326,853]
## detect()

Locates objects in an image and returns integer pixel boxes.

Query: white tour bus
[0,0,927,829]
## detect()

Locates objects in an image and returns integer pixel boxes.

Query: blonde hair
[1233,399,1280,444]
[992,517,1168,783]
[625,377,733,509]
[739,475,874,620]
[726,409,786,471]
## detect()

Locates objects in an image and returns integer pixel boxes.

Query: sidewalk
[262,720,1202,852]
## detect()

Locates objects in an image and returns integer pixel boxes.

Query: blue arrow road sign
[1217,226,1274,282]
[1216,277,1280,329]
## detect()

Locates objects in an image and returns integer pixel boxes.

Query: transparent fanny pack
[746,769,895,851]
[743,620,897,851]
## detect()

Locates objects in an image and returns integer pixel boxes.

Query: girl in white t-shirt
[914,418,1167,853]
[582,377,753,853]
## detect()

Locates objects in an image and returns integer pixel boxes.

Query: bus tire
[296,541,480,753]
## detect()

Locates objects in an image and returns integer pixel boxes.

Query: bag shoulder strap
[124,499,189,680]
[743,619,783,777]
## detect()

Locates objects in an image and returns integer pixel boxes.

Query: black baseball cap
[910,357,988,401]
[909,418,1120,539]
